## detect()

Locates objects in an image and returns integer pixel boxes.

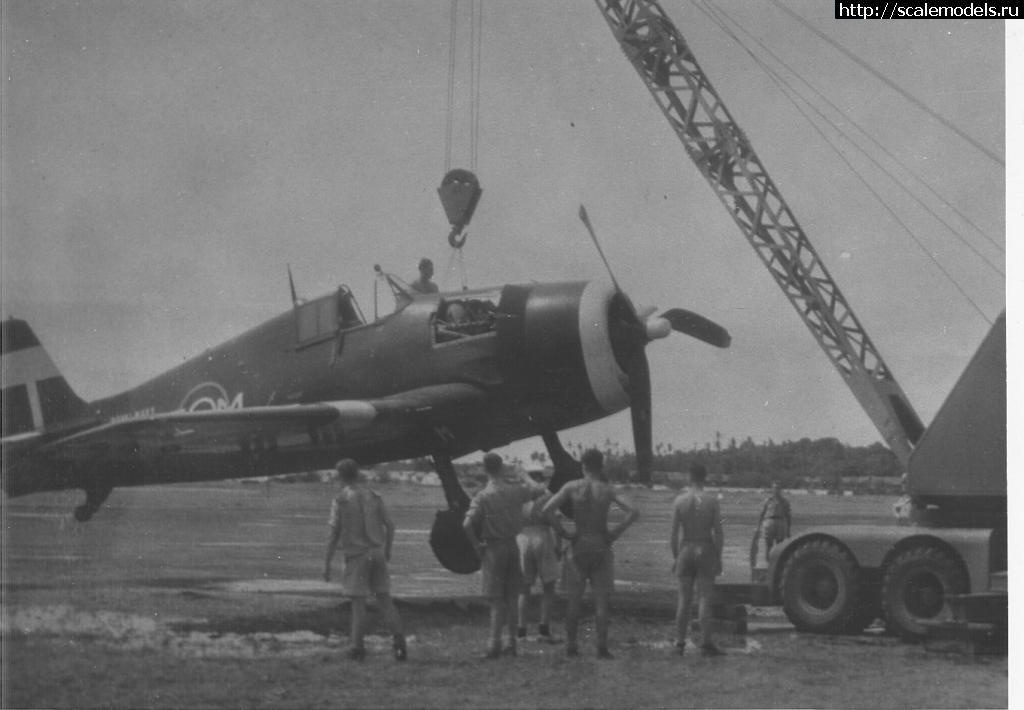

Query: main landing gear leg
[542,431,582,493]
[428,453,479,574]
[542,432,582,519]
[74,485,113,522]
[433,453,470,514]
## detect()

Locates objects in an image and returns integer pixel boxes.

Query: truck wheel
[780,539,862,634]
[881,546,966,641]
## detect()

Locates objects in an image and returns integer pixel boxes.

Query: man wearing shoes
[463,453,548,659]
[324,459,408,662]
[670,462,724,657]
[516,472,561,643]
[542,448,639,660]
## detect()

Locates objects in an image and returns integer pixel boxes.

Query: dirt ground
[1,481,1009,708]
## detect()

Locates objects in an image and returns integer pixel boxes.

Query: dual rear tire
[780,540,965,638]
[880,546,967,640]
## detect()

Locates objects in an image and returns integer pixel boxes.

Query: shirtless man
[671,462,724,657]
[410,257,439,294]
[542,448,639,659]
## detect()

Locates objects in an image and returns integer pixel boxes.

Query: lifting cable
[444,1,458,173]
[470,0,483,173]
[707,1,1003,263]
[702,1,1004,280]
[443,0,483,174]
[442,0,484,290]
[771,0,1004,170]
[692,0,995,324]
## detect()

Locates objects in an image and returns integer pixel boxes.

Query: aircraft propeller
[578,205,730,484]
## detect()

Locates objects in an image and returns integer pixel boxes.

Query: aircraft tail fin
[2,318,88,437]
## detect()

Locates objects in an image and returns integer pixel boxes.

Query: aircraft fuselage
[4,280,636,497]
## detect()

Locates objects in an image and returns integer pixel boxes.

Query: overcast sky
[1,1,1009,462]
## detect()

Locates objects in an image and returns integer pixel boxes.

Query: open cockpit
[431,288,501,345]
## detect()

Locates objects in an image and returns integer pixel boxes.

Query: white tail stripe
[25,380,43,430]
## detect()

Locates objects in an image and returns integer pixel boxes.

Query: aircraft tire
[880,545,967,641]
[780,539,862,635]
[429,508,482,574]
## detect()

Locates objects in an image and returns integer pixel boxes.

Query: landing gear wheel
[881,546,967,641]
[73,485,113,522]
[780,539,863,635]
[429,508,480,574]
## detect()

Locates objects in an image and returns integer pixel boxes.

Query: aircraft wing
[3,383,489,498]
[33,383,489,460]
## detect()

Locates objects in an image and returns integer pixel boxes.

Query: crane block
[438,169,482,231]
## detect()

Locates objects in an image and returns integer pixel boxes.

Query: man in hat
[463,453,548,659]
[324,459,407,661]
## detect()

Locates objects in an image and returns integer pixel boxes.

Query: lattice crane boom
[595,0,924,466]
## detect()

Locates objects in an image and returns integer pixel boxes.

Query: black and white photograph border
[2,1,1014,708]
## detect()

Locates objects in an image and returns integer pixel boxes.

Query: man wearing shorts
[516,473,561,642]
[756,480,791,565]
[324,459,407,661]
[671,462,724,657]
[463,453,547,659]
[542,448,639,659]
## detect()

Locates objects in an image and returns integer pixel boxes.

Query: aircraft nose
[494,280,630,418]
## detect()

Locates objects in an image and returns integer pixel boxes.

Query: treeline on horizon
[392,434,903,493]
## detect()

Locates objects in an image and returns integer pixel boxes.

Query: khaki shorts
[342,548,391,598]
[675,541,716,581]
[566,535,614,595]
[481,538,522,600]
[518,527,560,587]
[763,519,787,545]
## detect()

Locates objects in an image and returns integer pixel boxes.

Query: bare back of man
[543,452,638,659]
[671,463,724,657]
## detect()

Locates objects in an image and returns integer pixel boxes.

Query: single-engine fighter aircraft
[2,209,729,573]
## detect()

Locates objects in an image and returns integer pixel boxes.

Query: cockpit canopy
[294,286,364,344]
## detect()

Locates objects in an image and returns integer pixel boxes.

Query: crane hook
[448,227,469,249]
[438,169,482,251]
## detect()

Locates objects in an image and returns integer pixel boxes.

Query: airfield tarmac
[2,481,1008,708]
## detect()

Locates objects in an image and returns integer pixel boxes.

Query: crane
[592,0,1004,644]
[593,0,924,468]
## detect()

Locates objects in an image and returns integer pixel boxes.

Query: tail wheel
[881,545,967,641]
[779,539,863,635]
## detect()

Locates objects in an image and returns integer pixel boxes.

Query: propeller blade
[628,351,653,485]
[661,308,732,348]
[578,205,622,293]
